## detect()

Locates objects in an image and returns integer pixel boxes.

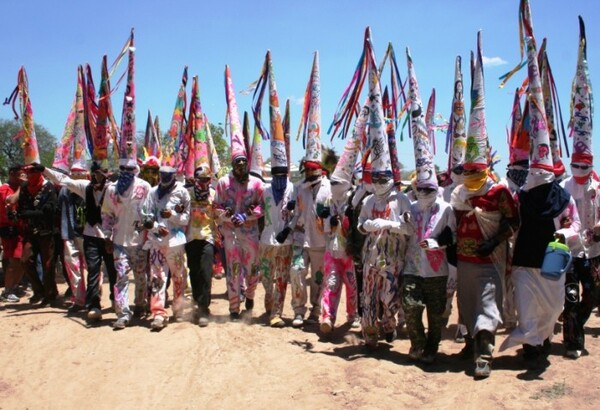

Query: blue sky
[1,0,598,172]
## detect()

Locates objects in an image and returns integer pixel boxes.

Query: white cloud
[286,95,305,106]
[482,56,508,67]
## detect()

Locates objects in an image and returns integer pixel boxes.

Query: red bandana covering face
[26,171,44,196]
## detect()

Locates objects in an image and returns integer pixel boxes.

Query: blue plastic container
[540,240,572,281]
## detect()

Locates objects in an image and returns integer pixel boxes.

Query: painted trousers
[289,246,325,318]
[63,236,87,307]
[149,244,187,319]
[320,250,358,325]
[223,232,260,314]
[361,267,400,344]
[563,256,600,351]
[113,244,148,321]
[260,244,292,315]
[402,275,447,354]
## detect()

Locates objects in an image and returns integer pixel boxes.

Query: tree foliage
[0,119,56,179]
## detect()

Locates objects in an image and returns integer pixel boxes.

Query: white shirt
[143,182,190,248]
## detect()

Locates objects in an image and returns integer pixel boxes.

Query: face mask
[571,163,592,185]
[116,171,135,195]
[506,168,528,188]
[373,179,393,198]
[233,158,249,182]
[159,172,176,187]
[463,170,487,191]
[271,174,288,206]
[415,189,438,210]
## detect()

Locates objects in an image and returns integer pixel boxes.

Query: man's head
[302,160,322,183]
[140,156,160,186]
[463,168,488,192]
[570,153,593,185]
[194,164,212,191]
[159,165,177,188]
[70,165,90,181]
[8,165,24,186]
[232,156,249,182]
[371,172,393,197]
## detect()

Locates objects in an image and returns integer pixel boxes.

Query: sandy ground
[2,276,600,410]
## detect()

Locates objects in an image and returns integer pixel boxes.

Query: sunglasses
[452,165,464,175]
[571,164,592,170]
[119,166,136,172]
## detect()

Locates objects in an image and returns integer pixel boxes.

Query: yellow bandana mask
[464,170,488,191]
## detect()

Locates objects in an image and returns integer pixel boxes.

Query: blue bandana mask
[116,171,135,195]
[272,174,288,206]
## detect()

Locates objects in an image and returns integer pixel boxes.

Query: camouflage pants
[402,275,447,354]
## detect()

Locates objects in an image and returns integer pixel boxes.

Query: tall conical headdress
[407,48,437,188]
[184,75,209,176]
[249,123,264,180]
[298,52,322,169]
[525,36,553,172]
[94,56,115,163]
[570,16,593,165]
[508,89,529,166]
[447,56,467,172]
[383,87,402,185]
[464,31,489,170]
[283,99,291,171]
[143,110,161,160]
[164,67,188,171]
[54,66,87,172]
[225,65,247,162]
[266,51,287,175]
[119,29,136,167]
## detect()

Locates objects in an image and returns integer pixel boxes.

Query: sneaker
[408,347,423,360]
[565,349,582,359]
[150,316,167,330]
[270,316,285,328]
[306,313,319,324]
[112,317,129,330]
[198,316,209,327]
[292,314,304,327]
[29,294,43,304]
[384,329,397,343]
[0,293,20,303]
[87,308,102,321]
[420,352,436,364]
[474,359,491,379]
[230,312,240,322]
[349,317,361,329]
[320,319,333,334]
[245,298,254,311]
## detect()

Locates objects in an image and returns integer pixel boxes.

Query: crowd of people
[1,2,598,381]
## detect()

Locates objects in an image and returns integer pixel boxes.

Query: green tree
[209,122,230,177]
[0,119,57,179]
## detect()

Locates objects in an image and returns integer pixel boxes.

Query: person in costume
[283,53,330,327]
[561,18,600,359]
[402,49,456,363]
[451,32,519,378]
[214,66,265,321]
[0,165,26,303]
[500,37,580,368]
[142,163,190,330]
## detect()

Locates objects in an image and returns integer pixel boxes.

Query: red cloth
[456,184,518,264]
[0,184,18,226]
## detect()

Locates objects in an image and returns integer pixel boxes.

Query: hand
[160,209,172,219]
[275,227,292,244]
[362,218,385,232]
[231,213,247,226]
[174,204,185,213]
[554,232,566,244]
[436,226,454,247]
[419,240,429,249]
[286,200,296,211]
[158,226,169,237]
[246,205,256,216]
[403,212,411,223]
[476,238,499,257]
[105,239,114,254]
[224,207,234,218]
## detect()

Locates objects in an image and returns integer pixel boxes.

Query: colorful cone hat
[447,56,467,172]
[508,89,529,166]
[298,52,322,169]
[119,30,136,167]
[164,67,188,171]
[331,99,368,185]
[283,99,291,171]
[94,56,114,165]
[249,122,264,179]
[54,66,87,172]
[464,31,489,171]
[184,75,209,176]
[383,87,402,185]
[407,48,437,188]
[204,113,221,177]
[570,16,593,165]
[266,51,288,175]
[364,30,391,178]
[143,110,161,162]
[225,65,247,162]
[525,36,553,172]
[539,39,565,176]
[6,67,41,165]
[82,64,98,163]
